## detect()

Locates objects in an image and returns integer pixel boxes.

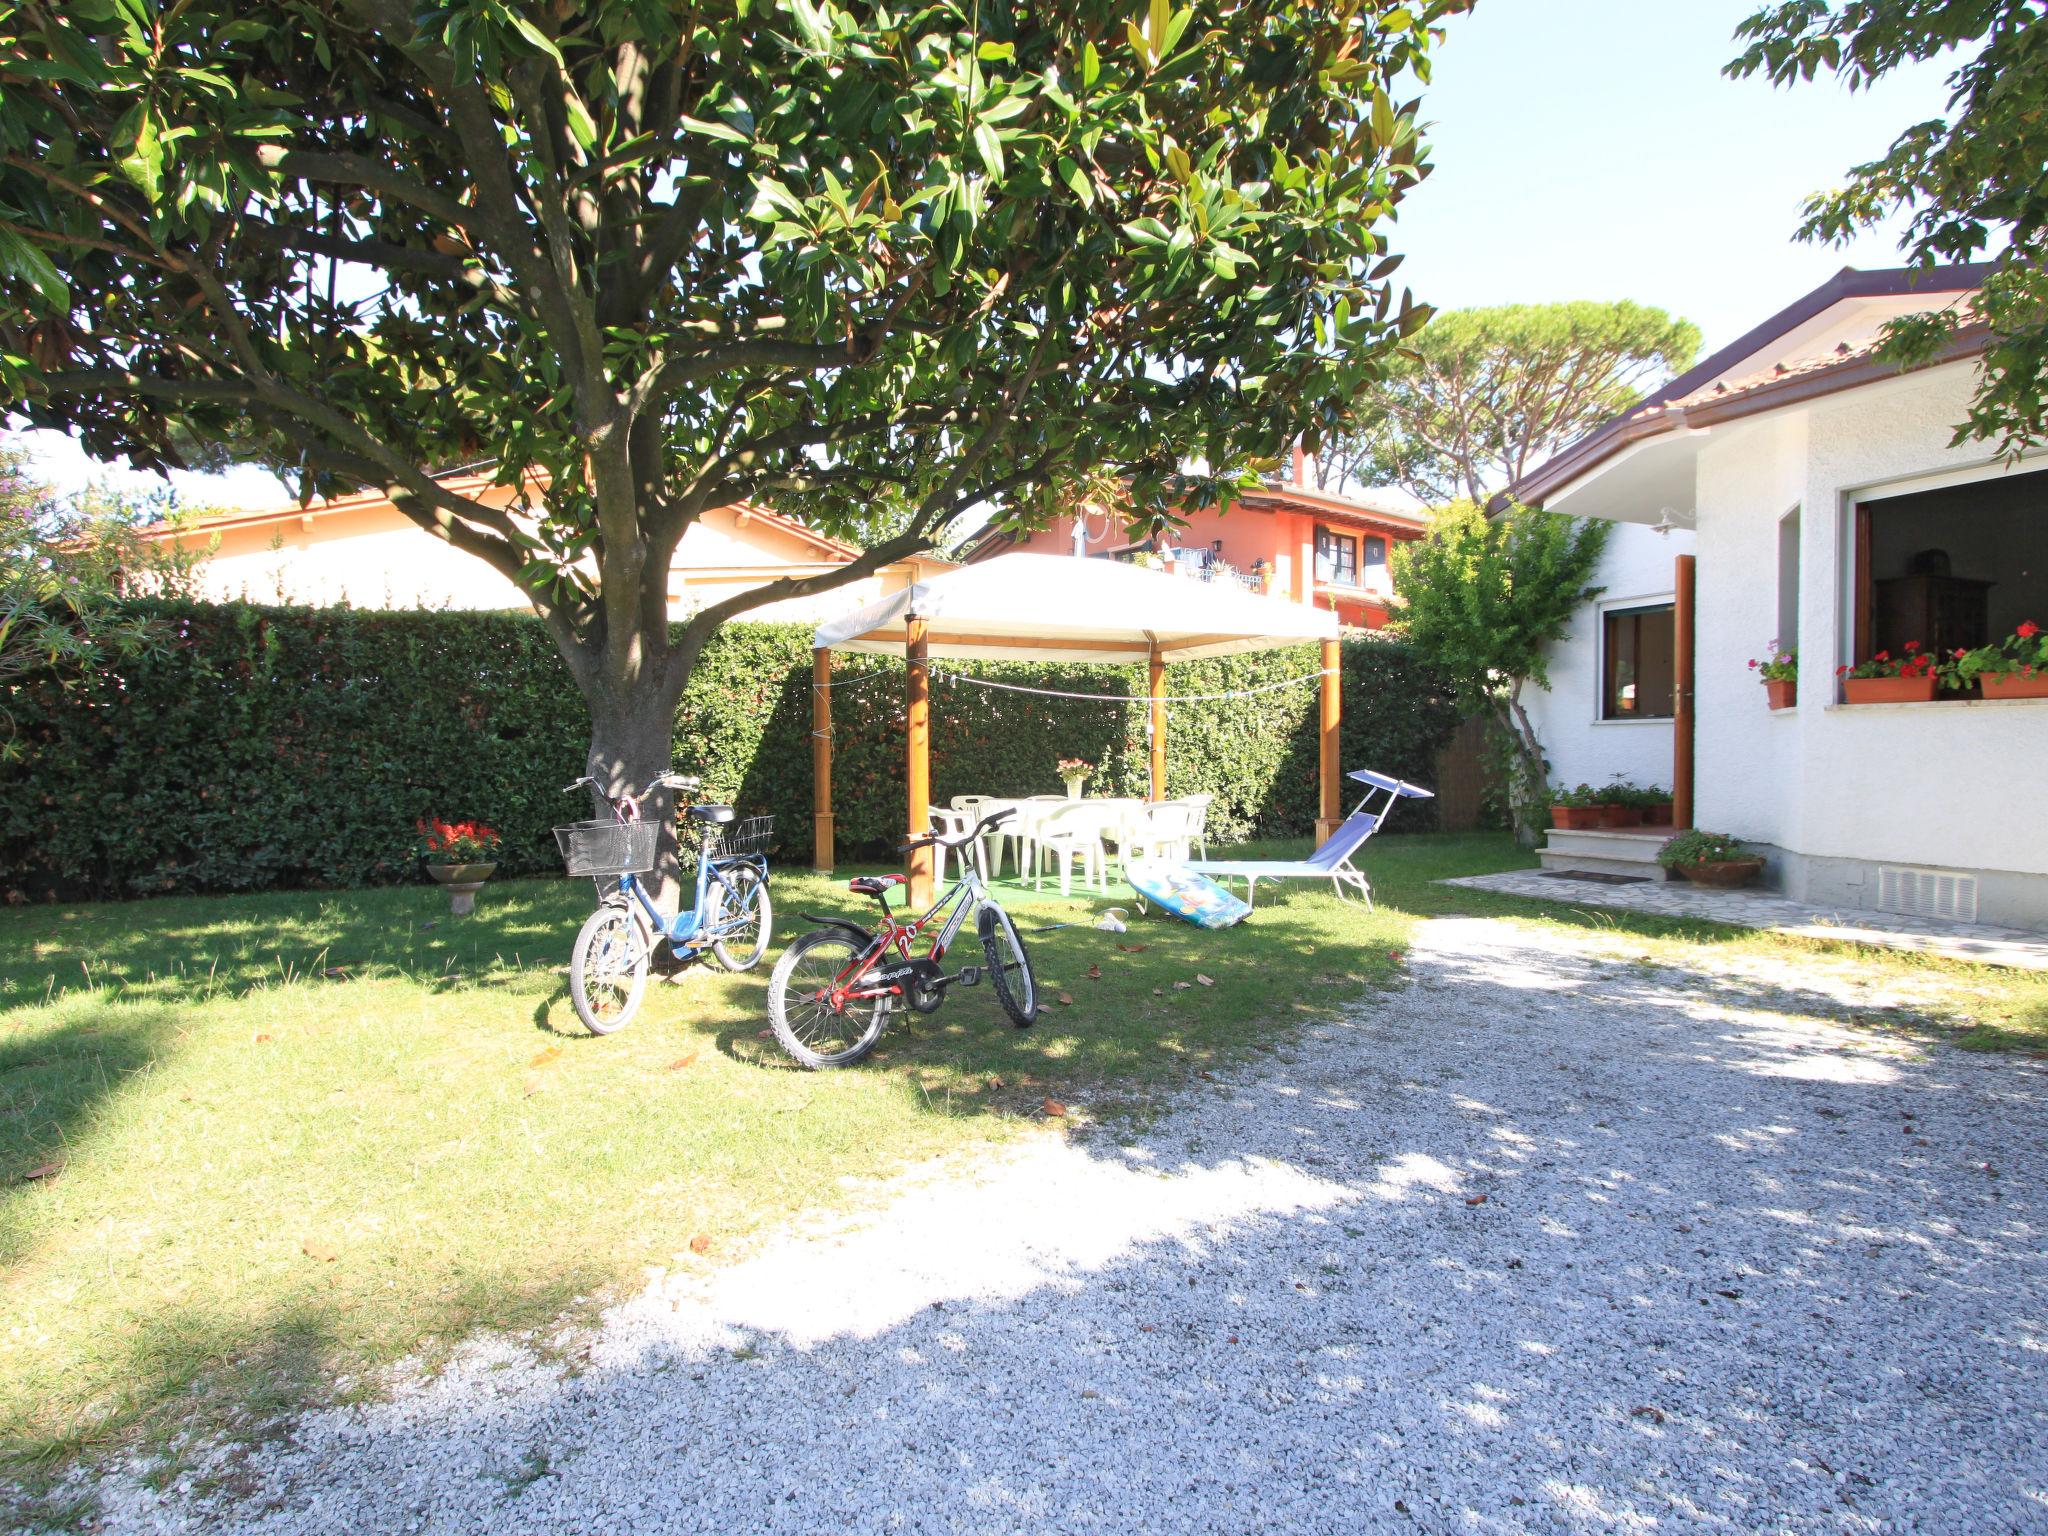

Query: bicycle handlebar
[561,772,704,798]
[894,806,1015,855]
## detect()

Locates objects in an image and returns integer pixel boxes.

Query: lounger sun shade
[1187,768,1434,908]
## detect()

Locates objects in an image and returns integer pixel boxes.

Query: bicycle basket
[554,819,659,877]
[716,815,775,860]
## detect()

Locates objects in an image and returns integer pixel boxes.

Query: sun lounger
[1186,768,1434,908]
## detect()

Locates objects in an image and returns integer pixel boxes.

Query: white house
[135,467,952,622]
[1513,263,2047,931]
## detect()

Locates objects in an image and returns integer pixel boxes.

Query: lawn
[4,828,2042,1485]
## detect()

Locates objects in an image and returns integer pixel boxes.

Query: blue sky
[25,1,1966,504]
[1394,0,1962,353]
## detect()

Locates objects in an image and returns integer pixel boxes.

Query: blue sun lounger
[1186,768,1434,909]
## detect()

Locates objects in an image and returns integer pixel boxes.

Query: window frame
[1313,525,1360,588]
[1596,596,1678,724]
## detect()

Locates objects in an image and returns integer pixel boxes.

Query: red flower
[2020,621,2041,639]
[1874,650,1890,663]
[1904,640,1920,652]
[1747,658,1758,669]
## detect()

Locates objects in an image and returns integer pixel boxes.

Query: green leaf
[563,95,599,151]
[977,40,1014,62]
[1082,40,1101,90]
[0,228,69,311]
[507,13,565,65]
[1057,155,1094,207]
[972,120,1005,179]
[681,113,753,145]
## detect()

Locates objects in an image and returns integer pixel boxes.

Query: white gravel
[93,917,2048,1534]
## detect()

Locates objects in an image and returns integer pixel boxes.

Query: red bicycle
[765,808,1037,1069]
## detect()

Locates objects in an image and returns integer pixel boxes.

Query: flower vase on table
[1057,758,1093,801]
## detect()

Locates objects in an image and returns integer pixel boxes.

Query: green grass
[3,826,2041,1489]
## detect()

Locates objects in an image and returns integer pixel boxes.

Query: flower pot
[1641,802,1674,828]
[426,861,496,916]
[1597,803,1641,828]
[1842,676,1937,705]
[1677,857,1764,889]
[1063,776,1086,800]
[1980,672,2048,700]
[1550,806,1601,830]
[1763,678,1796,710]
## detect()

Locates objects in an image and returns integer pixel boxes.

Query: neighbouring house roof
[813,551,1338,663]
[1501,263,1995,515]
[134,462,869,562]
[957,481,1428,562]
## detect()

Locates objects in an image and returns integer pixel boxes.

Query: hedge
[0,600,1463,898]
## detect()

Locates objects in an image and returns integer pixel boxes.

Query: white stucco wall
[1522,520,1692,795]
[1692,362,2048,916]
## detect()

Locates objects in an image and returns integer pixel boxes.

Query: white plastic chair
[1119,801,1198,869]
[928,806,987,883]
[951,795,1007,876]
[1033,802,1108,896]
[1181,792,1214,858]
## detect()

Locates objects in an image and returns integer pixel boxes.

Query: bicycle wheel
[766,929,889,1069]
[569,903,650,1035]
[979,903,1038,1027]
[708,863,772,972]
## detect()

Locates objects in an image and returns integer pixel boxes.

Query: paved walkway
[1444,869,2048,971]
[94,919,2048,1535]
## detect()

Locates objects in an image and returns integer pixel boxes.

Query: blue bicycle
[554,772,774,1034]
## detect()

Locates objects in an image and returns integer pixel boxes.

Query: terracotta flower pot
[1598,803,1642,828]
[1980,672,2048,700]
[1550,806,1601,830]
[1763,678,1795,710]
[1677,857,1764,889]
[1842,675,1937,705]
[1641,802,1674,828]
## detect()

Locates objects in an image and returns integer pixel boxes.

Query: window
[1314,526,1358,587]
[1363,535,1389,588]
[1851,463,2046,671]
[1777,507,1801,654]
[1602,604,1676,720]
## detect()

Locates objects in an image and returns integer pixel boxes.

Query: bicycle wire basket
[553,819,660,878]
[688,814,775,864]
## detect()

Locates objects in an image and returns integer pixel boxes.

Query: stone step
[1537,850,1675,882]
[1541,827,1672,864]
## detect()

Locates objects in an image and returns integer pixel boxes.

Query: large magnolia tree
[0,0,1463,884]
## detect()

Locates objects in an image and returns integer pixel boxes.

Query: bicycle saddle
[848,874,906,896]
[686,803,736,824]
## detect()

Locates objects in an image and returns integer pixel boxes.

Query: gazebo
[809,553,1344,905]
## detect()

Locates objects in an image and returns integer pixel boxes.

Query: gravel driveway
[98,917,2048,1534]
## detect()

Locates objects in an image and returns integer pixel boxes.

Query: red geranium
[415,817,502,863]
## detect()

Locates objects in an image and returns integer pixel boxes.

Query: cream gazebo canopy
[808,553,1347,903]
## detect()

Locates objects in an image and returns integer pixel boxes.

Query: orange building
[959,469,1427,630]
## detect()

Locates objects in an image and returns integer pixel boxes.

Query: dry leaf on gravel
[20,1160,63,1184]
[1466,1195,1488,1207]
[1116,943,1148,953]
[1042,1098,1068,1118]
[688,1234,711,1255]
[1085,964,1102,980]
[1055,991,1074,1006]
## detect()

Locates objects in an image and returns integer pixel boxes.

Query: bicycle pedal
[955,966,982,987]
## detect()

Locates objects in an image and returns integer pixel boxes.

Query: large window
[1851,463,2047,668]
[1314,526,1358,587]
[1602,603,1676,720]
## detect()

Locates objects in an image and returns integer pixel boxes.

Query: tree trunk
[1494,684,1551,850]
[582,677,689,916]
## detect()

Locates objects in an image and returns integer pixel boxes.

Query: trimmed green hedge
[0,601,1461,897]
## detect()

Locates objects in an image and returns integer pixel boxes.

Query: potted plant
[1657,829,1764,888]
[417,817,502,916]
[1748,642,1797,710]
[1598,779,1643,828]
[1944,620,2048,700]
[1837,642,1938,704]
[1057,757,1094,800]
[1548,783,1605,831]
[1627,784,1675,827]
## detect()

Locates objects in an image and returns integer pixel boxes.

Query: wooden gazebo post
[1318,637,1342,844]
[1148,642,1167,801]
[905,614,934,906]
[811,647,833,871]
[1673,553,1697,830]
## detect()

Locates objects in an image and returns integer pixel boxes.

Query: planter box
[1676,858,1764,889]
[1550,805,1602,830]
[1764,678,1795,710]
[1597,803,1642,828]
[1843,675,1937,705]
[1980,672,2048,700]
[1641,802,1674,828]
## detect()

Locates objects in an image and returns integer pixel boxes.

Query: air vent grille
[1877,866,1978,924]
